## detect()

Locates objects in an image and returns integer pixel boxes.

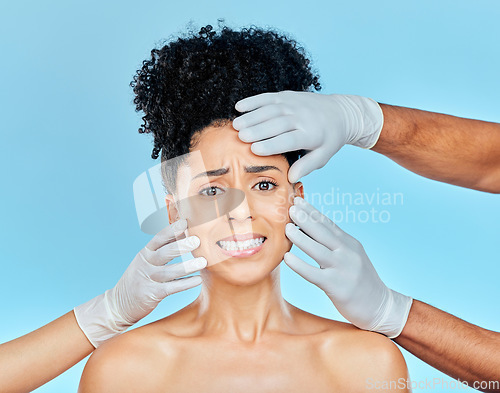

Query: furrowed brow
[244,165,282,174]
[191,165,281,181]
[191,167,229,181]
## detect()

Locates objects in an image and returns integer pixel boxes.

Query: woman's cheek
[268,192,293,225]
[277,228,293,257]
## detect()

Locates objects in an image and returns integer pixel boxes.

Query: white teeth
[218,237,265,251]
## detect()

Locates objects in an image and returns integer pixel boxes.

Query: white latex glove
[74,218,206,347]
[283,197,412,339]
[233,91,384,183]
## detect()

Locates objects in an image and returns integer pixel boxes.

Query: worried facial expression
[165,122,303,283]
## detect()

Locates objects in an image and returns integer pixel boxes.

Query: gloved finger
[284,223,332,266]
[149,257,207,282]
[293,197,346,235]
[157,275,203,298]
[251,130,307,156]
[288,149,330,183]
[145,236,201,266]
[288,200,342,250]
[293,197,357,242]
[145,218,188,252]
[283,252,324,288]
[238,115,295,143]
[233,103,285,130]
[234,92,279,114]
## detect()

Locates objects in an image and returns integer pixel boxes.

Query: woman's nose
[228,204,252,222]
[226,190,253,222]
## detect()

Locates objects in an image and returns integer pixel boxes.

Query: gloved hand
[233,91,384,183]
[73,218,206,347]
[283,197,412,339]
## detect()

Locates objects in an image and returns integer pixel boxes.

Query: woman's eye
[199,186,224,197]
[253,180,277,191]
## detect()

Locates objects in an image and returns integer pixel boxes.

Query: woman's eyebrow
[245,165,282,174]
[191,165,281,181]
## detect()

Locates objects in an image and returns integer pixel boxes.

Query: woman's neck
[189,267,295,343]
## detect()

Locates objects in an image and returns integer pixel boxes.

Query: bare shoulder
[78,323,179,393]
[318,320,410,392]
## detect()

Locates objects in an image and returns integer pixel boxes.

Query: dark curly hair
[130,19,321,193]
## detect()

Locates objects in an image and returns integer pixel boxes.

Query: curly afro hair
[130,20,321,192]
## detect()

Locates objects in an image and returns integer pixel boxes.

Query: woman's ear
[294,181,304,200]
[165,194,180,224]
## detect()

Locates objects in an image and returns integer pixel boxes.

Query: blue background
[1,1,499,391]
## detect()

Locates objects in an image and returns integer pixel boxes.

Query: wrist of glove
[374,288,413,339]
[328,94,384,149]
[73,289,131,348]
[324,285,413,339]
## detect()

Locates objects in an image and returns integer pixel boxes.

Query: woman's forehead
[184,154,288,174]
[187,124,289,172]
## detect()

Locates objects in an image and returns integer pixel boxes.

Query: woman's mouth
[215,233,267,258]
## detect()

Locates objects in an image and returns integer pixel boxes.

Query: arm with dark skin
[394,300,500,392]
[373,104,500,193]
[367,105,500,387]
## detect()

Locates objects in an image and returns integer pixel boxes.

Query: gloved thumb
[288,149,329,183]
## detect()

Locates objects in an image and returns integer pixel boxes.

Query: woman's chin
[200,248,282,284]
[210,267,278,286]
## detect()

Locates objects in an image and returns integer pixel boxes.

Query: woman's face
[165,123,303,284]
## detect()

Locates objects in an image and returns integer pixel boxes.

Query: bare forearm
[394,300,500,392]
[0,310,94,393]
[372,104,500,193]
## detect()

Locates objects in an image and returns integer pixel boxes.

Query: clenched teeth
[217,237,266,251]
